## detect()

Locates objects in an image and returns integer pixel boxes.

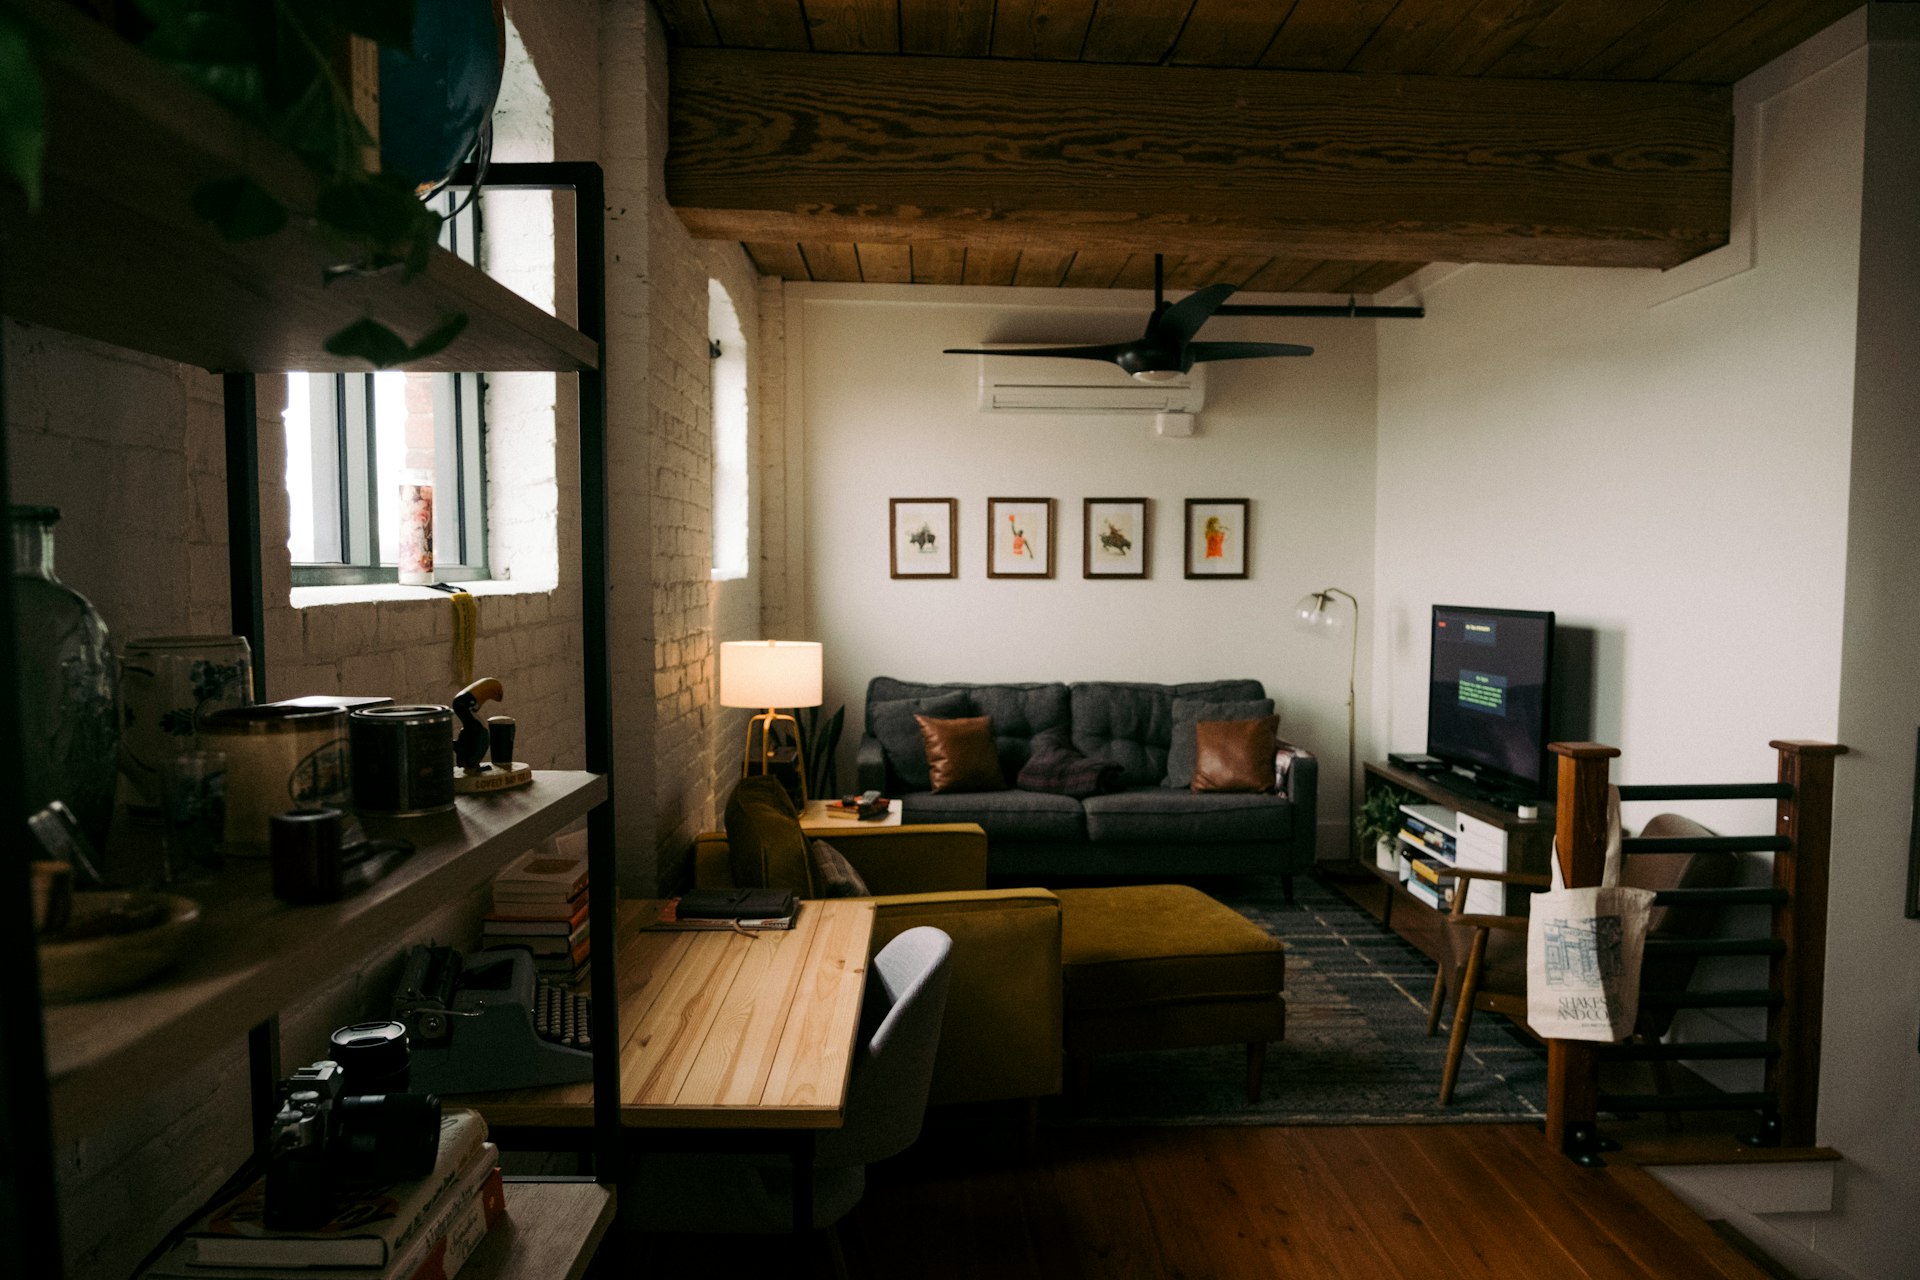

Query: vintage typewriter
[392,944,595,1094]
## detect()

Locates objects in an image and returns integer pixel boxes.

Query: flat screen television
[1426,605,1555,798]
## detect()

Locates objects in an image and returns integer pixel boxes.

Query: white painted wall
[792,284,1376,843]
[1809,9,1920,1279]
[1376,11,1920,1277]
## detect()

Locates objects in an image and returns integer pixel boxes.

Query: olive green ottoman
[1055,884,1286,1103]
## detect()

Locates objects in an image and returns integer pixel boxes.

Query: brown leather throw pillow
[1191,715,1280,793]
[915,714,1005,793]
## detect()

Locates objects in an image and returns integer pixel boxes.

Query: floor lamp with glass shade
[1295,588,1360,862]
[719,640,823,802]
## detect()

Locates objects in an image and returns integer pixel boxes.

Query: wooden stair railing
[1542,739,1846,1165]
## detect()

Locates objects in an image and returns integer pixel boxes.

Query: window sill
[291,578,558,609]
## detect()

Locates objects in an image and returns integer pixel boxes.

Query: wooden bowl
[37,892,201,1003]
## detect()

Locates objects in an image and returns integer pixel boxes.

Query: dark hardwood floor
[634,1119,1776,1279]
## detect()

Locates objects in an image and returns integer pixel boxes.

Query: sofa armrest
[691,822,988,895]
[871,888,1063,1105]
[1277,739,1318,865]
[822,823,988,894]
[855,734,888,794]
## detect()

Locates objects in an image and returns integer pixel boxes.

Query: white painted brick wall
[5,1,795,1271]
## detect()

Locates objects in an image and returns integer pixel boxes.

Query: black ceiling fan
[944,255,1312,382]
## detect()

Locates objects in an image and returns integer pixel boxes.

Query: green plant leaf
[320,0,416,53]
[404,311,468,361]
[0,11,47,210]
[323,317,410,368]
[191,176,288,240]
[323,311,467,368]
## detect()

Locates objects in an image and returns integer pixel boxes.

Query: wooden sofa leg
[1282,874,1295,903]
[1245,1042,1267,1104]
[1438,929,1488,1105]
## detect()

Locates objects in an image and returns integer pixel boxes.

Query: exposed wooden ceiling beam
[666,49,1733,270]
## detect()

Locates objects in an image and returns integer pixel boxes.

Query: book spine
[400,1162,505,1280]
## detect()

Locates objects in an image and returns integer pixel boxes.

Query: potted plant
[1357,786,1414,872]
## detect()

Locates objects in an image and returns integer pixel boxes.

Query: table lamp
[1295,587,1359,861]
[719,640,824,801]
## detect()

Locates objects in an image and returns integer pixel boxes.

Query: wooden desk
[469,897,875,1233]
[472,897,875,1129]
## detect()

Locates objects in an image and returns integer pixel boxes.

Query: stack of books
[1406,855,1458,910]
[143,1109,504,1280]
[485,841,590,984]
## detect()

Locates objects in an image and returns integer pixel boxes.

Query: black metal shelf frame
[0,161,618,1277]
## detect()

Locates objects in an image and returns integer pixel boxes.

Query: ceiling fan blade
[943,344,1134,362]
[1149,284,1237,346]
[1187,341,1315,361]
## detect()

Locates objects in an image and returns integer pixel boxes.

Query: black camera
[263,1058,442,1230]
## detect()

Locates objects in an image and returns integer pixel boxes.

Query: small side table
[798,798,902,834]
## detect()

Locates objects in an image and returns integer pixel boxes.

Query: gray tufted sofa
[854,677,1318,898]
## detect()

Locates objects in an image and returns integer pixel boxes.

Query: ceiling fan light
[1130,368,1182,384]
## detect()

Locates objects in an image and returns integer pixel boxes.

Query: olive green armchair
[693,821,1064,1110]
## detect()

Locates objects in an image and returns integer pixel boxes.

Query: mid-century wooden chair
[1426,813,1738,1105]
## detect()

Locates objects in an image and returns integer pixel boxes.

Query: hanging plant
[1,0,484,368]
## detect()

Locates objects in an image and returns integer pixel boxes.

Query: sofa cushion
[869,691,972,791]
[723,776,814,896]
[808,839,870,898]
[1163,696,1276,788]
[918,715,1006,792]
[867,679,1070,783]
[901,788,1086,844]
[1056,884,1285,1011]
[1017,745,1125,799]
[1081,787,1294,845]
[1070,680,1267,787]
[1192,715,1280,793]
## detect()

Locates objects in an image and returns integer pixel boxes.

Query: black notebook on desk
[675,887,797,921]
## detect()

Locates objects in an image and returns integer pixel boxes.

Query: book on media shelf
[484,894,591,931]
[1409,856,1456,889]
[484,920,591,954]
[1406,878,1450,911]
[491,844,589,903]
[173,1110,495,1273]
[149,1154,503,1280]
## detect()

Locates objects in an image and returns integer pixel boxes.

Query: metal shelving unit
[0,11,620,1277]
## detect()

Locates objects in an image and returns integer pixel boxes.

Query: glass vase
[11,505,118,850]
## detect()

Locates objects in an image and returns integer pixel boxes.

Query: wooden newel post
[1768,739,1846,1149]
[1544,742,1619,1159]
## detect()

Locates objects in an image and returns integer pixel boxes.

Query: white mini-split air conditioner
[973,351,1206,414]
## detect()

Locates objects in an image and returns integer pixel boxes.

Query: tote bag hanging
[1526,787,1656,1042]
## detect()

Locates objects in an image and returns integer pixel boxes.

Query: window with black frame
[284,191,488,587]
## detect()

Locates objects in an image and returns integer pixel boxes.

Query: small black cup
[270,807,345,903]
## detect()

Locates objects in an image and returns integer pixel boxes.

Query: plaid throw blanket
[1017,746,1125,799]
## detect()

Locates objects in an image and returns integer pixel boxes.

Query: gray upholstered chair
[624,927,954,1255]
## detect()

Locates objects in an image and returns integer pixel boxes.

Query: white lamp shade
[719,640,823,709]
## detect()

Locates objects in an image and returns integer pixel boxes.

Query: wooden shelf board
[469,1181,615,1280]
[0,0,597,374]
[43,771,606,1143]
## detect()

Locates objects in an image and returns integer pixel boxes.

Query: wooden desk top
[467,897,875,1130]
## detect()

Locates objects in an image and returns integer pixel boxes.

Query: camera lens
[329,1020,411,1095]
[334,1092,442,1180]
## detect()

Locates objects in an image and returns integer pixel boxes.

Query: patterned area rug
[1048,874,1548,1126]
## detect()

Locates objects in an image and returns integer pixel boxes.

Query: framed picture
[1084,498,1149,578]
[889,499,957,578]
[987,497,1055,578]
[1185,498,1249,579]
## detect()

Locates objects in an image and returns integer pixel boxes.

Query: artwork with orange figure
[1008,513,1032,558]
[1203,515,1228,559]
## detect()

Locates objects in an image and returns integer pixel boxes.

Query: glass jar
[11,505,118,849]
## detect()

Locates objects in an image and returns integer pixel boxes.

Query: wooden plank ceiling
[656,0,1861,292]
